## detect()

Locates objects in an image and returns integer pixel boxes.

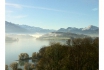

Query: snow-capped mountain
[5,21,98,37]
[57,25,99,37]
[82,25,98,31]
[58,25,98,32]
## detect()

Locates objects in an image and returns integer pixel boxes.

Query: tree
[36,43,70,70]
[5,65,8,70]
[18,53,29,66]
[19,53,29,60]
[66,37,99,70]
[36,37,99,70]
[24,62,35,70]
[10,62,18,70]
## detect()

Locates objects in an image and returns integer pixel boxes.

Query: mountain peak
[82,25,98,31]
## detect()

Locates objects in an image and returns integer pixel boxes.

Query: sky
[5,0,99,30]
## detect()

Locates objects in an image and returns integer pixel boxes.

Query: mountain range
[57,25,99,37]
[5,21,99,37]
[5,21,55,33]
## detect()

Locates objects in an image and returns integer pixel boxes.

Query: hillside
[37,32,89,40]
[5,21,56,33]
[5,21,28,33]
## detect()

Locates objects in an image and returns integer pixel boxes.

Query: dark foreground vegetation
[6,37,99,70]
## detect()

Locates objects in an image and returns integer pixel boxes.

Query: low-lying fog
[5,33,51,66]
[5,33,45,42]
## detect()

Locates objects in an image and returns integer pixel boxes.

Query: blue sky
[5,0,98,30]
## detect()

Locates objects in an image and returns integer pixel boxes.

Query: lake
[5,35,67,69]
[5,38,50,64]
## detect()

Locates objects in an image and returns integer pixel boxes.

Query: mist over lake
[5,33,48,65]
[5,33,67,66]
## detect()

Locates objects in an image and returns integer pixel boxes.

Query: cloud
[5,3,22,8]
[22,5,67,12]
[5,3,88,16]
[5,3,67,12]
[92,8,98,11]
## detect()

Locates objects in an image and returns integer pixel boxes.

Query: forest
[6,37,99,70]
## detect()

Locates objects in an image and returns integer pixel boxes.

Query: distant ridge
[5,21,99,37]
[5,21,55,33]
[57,25,99,37]
[37,32,89,40]
[5,21,28,33]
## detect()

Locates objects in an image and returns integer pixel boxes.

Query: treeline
[6,37,99,70]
